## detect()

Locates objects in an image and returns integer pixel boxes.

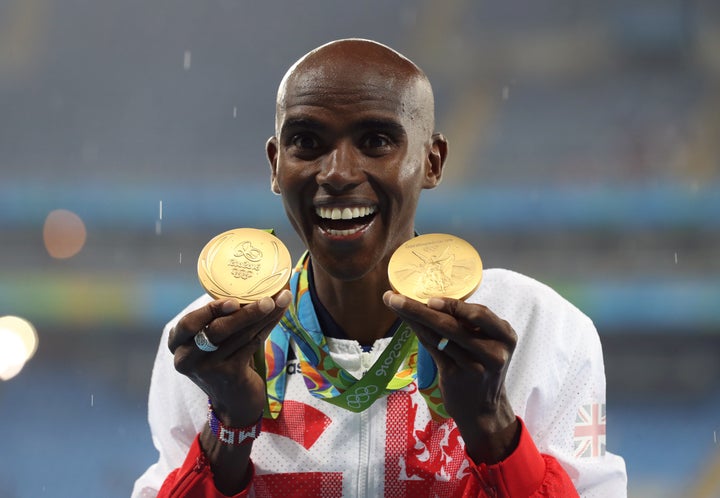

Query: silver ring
[194,328,218,352]
[437,337,449,352]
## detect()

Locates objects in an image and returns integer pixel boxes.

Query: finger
[399,313,510,376]
[426,298,517,366]
[384,291,514,370]
[169,289,293,353]
[427,297,517,346]
[391,310,473,367]
[202,296,277,345]
[384,292,516,348]
[383,291,462,338]
[172,290,292,374]
[383,292,466,365]
[168,298,241,353]
[211,291,292,361]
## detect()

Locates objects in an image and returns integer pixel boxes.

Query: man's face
[268,60,442,282]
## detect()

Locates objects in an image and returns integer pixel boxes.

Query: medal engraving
[228,241,263,279]
[388,233,482,303]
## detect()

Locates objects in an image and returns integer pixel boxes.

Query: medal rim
[387,233,483,303]
[197,228,292,302]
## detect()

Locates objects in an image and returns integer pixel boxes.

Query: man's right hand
[167,289,292,427]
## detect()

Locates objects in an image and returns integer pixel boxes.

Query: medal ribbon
[257,251,449,420]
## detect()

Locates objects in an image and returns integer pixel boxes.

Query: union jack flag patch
[573,403,606,458]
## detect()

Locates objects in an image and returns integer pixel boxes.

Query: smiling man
[133,39,626,497]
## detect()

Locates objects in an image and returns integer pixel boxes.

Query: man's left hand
[383,291,520,463]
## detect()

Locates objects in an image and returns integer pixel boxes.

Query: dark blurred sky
[2,0,718,189]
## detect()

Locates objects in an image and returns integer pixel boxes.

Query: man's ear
[423,133,448,189]
[267,137,281,194]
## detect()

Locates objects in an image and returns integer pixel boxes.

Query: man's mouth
[315,205,377,236]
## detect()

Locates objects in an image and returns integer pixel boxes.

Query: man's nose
[316,141,364,192]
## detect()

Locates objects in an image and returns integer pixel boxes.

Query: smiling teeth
[326,227,362,236]
[316,206,376,220]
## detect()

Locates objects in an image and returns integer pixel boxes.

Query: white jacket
[133,268,626,497]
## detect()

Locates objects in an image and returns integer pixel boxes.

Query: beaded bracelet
[207,399,263,446]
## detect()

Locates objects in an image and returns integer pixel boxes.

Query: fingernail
[427,297,444,310]
[222,299,240,314]
[275,289,292,308]
[386,293,403,309]
[258,296,275,313]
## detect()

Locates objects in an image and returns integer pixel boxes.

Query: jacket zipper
[357,350,374,497]
[358,408,371,497]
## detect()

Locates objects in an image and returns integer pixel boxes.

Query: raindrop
[91,394,94,407]
[233,107,238,118]
[179,252,183,264]
[183,50,192,70]
[674,252,678,264]
[159,200,163,221]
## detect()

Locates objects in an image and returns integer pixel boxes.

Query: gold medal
[388,233,483,303]
[197,228,292,303]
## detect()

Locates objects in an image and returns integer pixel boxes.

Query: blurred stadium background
[1,1,719,496]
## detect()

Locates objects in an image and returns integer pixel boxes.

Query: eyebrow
[354,119,406,136]
[279,118,326,137]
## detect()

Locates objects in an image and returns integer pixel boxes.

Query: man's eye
[361,134,391,149]
[292,135,319,149]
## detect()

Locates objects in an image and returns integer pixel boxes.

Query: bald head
[275,39,436,136]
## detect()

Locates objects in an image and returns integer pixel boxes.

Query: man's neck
[310,260,398,346]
